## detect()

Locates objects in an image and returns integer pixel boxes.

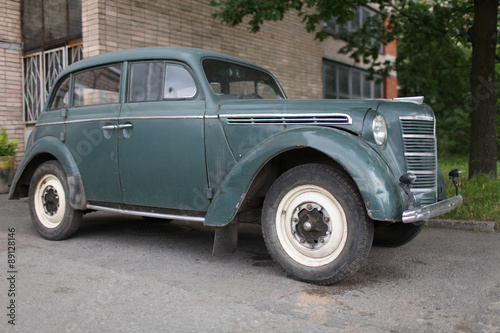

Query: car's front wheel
[261,164,373,285]
[29,161,82,240]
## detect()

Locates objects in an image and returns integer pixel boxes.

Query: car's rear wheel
[29,161,82,240]
[373,222,424,247]
[261,164,373,285]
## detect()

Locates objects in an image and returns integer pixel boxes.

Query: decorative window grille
[23,53,43,124]
[44,47,66,101]
[23,44,83,123]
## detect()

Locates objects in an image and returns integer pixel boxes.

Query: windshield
[203,59,285,99]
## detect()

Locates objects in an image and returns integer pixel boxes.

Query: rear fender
[9,136,86,210]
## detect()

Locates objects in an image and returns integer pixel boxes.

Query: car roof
[59,47,261,76]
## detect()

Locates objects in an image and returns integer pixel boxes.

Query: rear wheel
[373,222,424,247]
[29,161,82,240]
[261,164,373,285]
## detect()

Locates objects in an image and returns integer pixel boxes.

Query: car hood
[216,99,382,135]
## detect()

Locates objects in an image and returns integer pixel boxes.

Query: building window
[23,44,83,123]
[323,60,383,99]
[323,6,383,53]
[22,0,82,52]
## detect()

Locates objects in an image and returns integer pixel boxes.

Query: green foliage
[210,0,365,38]
[0,128,18,156]
[439,157,500,222]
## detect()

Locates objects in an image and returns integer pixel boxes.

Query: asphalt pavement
[1,194,499,332]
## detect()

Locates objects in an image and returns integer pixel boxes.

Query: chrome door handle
[118,124,133,129]
[102,125,117,130]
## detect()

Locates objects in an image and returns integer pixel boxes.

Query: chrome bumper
[402,195,463,223]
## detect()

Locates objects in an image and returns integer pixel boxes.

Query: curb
[428,219,498,233]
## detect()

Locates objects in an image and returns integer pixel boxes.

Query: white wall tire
[275,185,348,267]
[29,161,82,240]
[33,174,67,229]
[262,164,373,285]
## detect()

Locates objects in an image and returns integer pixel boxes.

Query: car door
[118,61,210,212]
[64,63,123,203]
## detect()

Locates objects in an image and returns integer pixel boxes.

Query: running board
[86,204,205,223]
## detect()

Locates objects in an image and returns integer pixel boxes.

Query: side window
[129,62,164,102]
[49,76,71,110]
[164,64,197,99]
[73,64,121,107]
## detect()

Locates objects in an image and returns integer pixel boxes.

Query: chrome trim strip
[86,204,206,223]
[402,195,463,223]
[408,170,437,175]
[404,152,436,157]
[222,112,351,119]
[402,134,435,139]
[43,116,206,126]
[399,115,434,122]
[410,188,436,193]
[65,117,119,124]
[221,113,353,125]
[119,115,205,120]
[36,121,66,127]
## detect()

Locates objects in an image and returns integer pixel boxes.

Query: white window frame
[22,43,83,123]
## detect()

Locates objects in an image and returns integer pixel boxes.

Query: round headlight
[372,114,387,146]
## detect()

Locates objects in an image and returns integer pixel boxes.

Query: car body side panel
[118,100,210,210]
[204,126,406,226]
[64,104,122,203]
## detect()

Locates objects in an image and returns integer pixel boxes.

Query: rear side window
[49,76,71,110]
[128,62,197,102]
[129,62,164,102]
[73,64,121,107]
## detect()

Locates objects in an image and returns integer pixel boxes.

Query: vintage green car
[10,47,462,285]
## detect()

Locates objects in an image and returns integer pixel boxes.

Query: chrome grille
[400,116,437,204]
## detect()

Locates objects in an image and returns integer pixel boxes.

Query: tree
[211,0,499,179]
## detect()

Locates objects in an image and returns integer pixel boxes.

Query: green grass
[438,156,500,224]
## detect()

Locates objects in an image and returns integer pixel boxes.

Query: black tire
[29,161,82,240]
[261,164,374,285]
[373,222,424,247]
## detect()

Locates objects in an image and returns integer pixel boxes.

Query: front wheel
[29,161,82,240]
[261,164,373,285]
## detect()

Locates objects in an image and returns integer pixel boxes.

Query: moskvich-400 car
[10,47,462,284]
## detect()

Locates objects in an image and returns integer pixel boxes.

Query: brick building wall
[1,0,398,172]
[383,39,398,99]
[81,0,324,99]
[0,0,24,166]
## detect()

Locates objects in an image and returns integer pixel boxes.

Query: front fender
[9,136,87,210]
[204,127,405,226]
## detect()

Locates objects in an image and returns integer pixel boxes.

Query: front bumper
[402,195,463,223]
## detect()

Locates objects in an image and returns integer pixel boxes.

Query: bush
[0,128,18,156]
